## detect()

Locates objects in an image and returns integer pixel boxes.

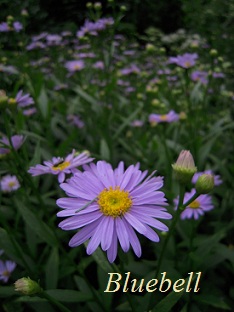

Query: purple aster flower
[168,53,198,69]
[93,61,104,70]
[0,21,22,32]
[149,110,179,124]
[23,107,37,116]
[26,41,46,50]
[120,64,140,75]
[54,83,69,91]
[130,120,144,127]
[0,22,9,32]
[192,170,222,186]
[67,115,85,129]
[15,90,34,108]
[46,34,62,45]
[0,260,16,283]
[212,72,225,78]
[191,70,208,85]
[13,21,23,32]
[74,52,96,59]
[174,189,214,220]
[28,150,94,183]
[0,135,24,155]
[0,175,20,192]
[56,161,171,263]
[64,60,85,72]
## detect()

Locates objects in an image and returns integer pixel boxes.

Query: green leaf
[195,294,231,310]
[113,104,143,140]
[45,247,59,289]
[0,286,15,298]
[37,87,49,119]
[15,200,58,247]
[100,139,110,160]
[74,86,100,113]
[84,244,114,274]
[45,289,91,302]
[0,228,35,270]
[152,289,185,312]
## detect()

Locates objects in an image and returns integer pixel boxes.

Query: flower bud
[172,150,197,184]
[120,5,127,12]
[15,277,42,295]
[94,2,102,10]
[195,174,214,194]
[86,2,93,8]
[209,49,218,56]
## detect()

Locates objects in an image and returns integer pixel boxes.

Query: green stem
[39,291,72,312]
[147,185,185,310]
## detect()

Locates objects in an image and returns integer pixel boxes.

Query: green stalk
[147,185,185,310]
[39,291,72,312]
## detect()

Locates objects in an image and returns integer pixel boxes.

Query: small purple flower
[54,83,69,91]
[212,72,225,78]
[174,189,214,220]
[46,34,62,45]
[191,71,208,85]
[13,21,23,32]
[23,107,37,116]
[192,170,222,186]
[28,150,94,183]
[120,64,140,75]
[64,60,85,72]
[0,260,16,283]
[168,53,198,69]
[0,175,20,192]
[130,120,144,127]
[26,41,46,50]
[0,22,9,32]
[149,110,179,124]
[67,114,85,128]
[56,161,171,262]
[0,21,22,32]
[0,135,24,155]
[93,61,104,70]
[15,90,34,108]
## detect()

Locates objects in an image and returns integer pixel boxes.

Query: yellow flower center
[160,115,168,121]
[52,161,70,171]
[98,186,132,217]
[74,65,81,70]
[8,98,16,105]
[2,270,10,277]
[8,181,16,187]
[185,61,191,68]
[188,200,200,209]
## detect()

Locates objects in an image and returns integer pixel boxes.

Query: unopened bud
[172,150,197,184]
[86,2,92,9]
[210,49,218,56]
[195,174,214,194]
[94,2,102,10]
[15,277,42,295]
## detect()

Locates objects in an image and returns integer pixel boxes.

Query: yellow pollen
[2,270,10,277]
[52,161,70,171]
[188,200,200,209]
[185,61,191,68]
[160,115,168,121]
[8,181,16,187]
[8,98,16,105]
[98,186,132,217]
[74,65,81,70]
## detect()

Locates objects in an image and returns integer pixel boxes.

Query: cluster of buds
[172,150,214,194]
